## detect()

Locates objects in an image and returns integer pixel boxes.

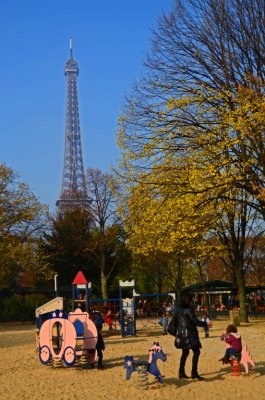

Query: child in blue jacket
[159,313,169,335]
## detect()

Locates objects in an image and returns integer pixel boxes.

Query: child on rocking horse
[220,324,242,364]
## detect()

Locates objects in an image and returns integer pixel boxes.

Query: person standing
[94,312,105,331]
[96,328,105,368]
[173,292,208,380]
[138,300,144,317]
[159,312,169,335]
[201,311,212,338]
[94,312,106,368]
[105,309,115,331]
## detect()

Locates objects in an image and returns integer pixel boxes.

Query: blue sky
[0,0,173,211]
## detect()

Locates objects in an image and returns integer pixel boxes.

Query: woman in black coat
[173,292,208,380]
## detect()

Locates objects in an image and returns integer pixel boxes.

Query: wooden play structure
[36,271,98,368]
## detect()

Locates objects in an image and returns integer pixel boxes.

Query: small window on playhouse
[52,321,63,355]
[74,320,84,337]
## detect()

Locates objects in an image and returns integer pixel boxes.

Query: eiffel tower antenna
[69,36,73,59]
[56,38,88,215]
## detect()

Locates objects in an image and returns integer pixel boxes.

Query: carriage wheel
[63,346,76,367]
[39,345,51,365]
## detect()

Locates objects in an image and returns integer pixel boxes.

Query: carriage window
[74,320,84,337]
[52,321,63,355]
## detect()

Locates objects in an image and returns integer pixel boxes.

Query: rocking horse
[124,342,167,387]
[223,343,255,376]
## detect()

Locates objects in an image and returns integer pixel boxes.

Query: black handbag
[174,336,182,349]
[167,316,177,336]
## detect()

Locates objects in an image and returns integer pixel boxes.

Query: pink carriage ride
[38,307,98,367]
[37,271,99,368]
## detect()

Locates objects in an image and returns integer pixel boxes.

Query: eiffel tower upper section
[56,38,88,215]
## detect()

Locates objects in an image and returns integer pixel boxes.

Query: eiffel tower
[56,38,88,215]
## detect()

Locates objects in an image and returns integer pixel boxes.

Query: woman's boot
[179,371,190,379]
[191,373,204,380]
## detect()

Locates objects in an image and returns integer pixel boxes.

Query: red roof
[72,271,88,285]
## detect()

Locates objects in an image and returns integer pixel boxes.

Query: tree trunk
[157,279,162,294]
[175,257,183,304]
[202,281,209,310]
[99,230,108,301]
[101,269,108,300]
[197,261,209,310]
[231,270,237,287]
[235,264,248,323]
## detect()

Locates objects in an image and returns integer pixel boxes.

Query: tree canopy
[116,0,265,321]
[0,164,48,289]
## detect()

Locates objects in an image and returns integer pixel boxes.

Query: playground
[0,319,265,400]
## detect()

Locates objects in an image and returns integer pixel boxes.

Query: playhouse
[36,271,98,368]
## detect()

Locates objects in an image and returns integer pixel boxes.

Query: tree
[0,164,48,289]
[116,0,265,321]
[244,235,265,286]
[132,252,170,294]
[212,190,264,321]
[15,239,53,287]
[42,170,131,298]
[42,209,98,286]
[87,168,128,299]
[116,169,218,298]
[118,0,265,214]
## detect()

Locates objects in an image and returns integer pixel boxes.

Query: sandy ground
[1,319,265,400]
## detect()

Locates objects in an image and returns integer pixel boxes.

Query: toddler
[220,324,242,364]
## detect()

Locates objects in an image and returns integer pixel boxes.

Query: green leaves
[0,164,48,289]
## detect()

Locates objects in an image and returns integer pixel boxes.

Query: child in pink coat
[220,324,242,364]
